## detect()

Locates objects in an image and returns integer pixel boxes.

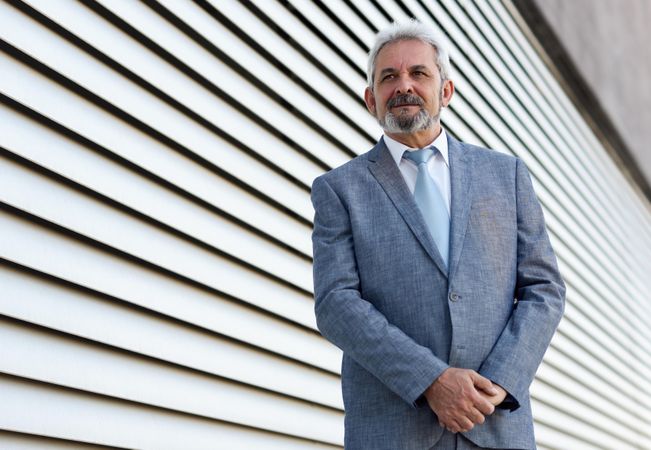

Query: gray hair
[366,20,452,88]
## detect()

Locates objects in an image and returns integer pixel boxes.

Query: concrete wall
[532,0,651,190]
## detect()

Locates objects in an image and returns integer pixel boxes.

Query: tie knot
[403,147,436,165]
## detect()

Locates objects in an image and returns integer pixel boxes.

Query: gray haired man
[311,20,565,449]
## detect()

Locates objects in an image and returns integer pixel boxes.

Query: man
[310,20,565,450]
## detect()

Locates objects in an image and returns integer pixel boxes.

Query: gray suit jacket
[311,135,565,450]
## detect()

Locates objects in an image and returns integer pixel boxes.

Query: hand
[480,382,507,407]
[423,368,497,433]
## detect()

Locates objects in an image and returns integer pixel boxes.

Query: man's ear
[441,79,455,108]
[364,86,377,116]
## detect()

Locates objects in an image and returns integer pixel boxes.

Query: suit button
[449,292,460,302]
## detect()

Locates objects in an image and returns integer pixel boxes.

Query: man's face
[364,39,453,135]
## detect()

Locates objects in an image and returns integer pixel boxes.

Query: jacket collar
[367,134,473,279]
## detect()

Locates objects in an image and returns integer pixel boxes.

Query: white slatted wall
[0,0,649,448]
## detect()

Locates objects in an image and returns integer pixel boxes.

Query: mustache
[386,94,424,108]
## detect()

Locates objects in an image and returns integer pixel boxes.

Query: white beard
[379,107,437,134]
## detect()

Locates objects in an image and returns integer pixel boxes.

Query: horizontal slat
[0,1,314,221]
[0,430,112,450]
[348,0,390,30]
[531,420,600,450]
[0,103,313,290]
[22,0,356,173]
[544,339,651,419]
[372,0,409,23]
[283,0,368,74]
[0,263,343,409]
[0,374,342,449]
[0,318,343,444]
[550,242,651,369]
[250,0,370,93]
[549,227,651,371]
[0,157,316,326]
[0,55,313,255]
[311,2,377,49]
[530,397,635,450]
[155,0,376,155]
[536,356,650,439]
[561,299,651,399]
[0,210,344,373]
[531,379,642,449]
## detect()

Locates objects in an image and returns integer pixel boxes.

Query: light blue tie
[403,147,450,267]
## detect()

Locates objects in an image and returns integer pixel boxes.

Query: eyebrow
[377,65,432,79]
[410,65,430,73]
[378,68,397,79]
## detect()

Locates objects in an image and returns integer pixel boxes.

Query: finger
[470,372,498,395]
[472,388,496,410]
[443,417,462,434]
[447,421,460,434]
[439,417,455,430]
[467,407,485,425]
[473,394,496,415]
[454,416,475,433]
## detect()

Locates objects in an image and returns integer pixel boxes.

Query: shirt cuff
[496,391,519,411]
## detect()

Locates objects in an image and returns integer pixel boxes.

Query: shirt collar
[384,129,449,167]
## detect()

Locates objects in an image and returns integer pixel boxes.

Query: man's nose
[395,74,414,94]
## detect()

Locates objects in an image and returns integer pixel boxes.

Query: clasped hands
[423,368,507,434]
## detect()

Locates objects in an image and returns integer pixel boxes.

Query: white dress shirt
[383,130,451,215]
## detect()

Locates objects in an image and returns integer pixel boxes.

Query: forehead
[375,39,438,70]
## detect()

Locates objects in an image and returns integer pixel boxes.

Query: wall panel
[1,0,649,448]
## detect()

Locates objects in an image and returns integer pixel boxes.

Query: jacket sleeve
[311,174,449,407]
[479,158,566,410]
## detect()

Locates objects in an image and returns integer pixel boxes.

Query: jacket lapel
[368,139,448,278]
[447,134,473,280]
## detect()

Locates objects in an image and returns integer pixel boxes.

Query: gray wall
[532,0,651,190]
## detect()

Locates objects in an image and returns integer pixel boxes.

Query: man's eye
[381,74,395,81]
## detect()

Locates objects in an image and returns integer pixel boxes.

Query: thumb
[471,372,498,395]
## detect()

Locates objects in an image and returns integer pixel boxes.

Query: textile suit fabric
[310,135,565,449]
